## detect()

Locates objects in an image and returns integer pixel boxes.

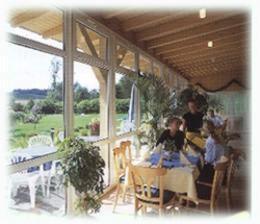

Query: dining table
[10,146,57,171]
[127,149,202,201]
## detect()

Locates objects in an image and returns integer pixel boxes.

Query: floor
[8,147,249,218]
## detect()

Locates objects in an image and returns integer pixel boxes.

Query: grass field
[10,113,127,149]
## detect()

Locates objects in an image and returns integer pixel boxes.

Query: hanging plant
[58,137,105,214]
[171,84,209,116]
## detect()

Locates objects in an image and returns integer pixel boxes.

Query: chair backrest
[131,166,167,207]
[113,146,128,180]
[210,160,229,211]
[28,135,53,147]
[226,150,240,189]
[120,140,132,162]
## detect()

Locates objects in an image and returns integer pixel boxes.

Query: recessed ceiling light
[208,41,213,48]
[199,8,207,19]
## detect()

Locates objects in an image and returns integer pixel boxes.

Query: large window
[116,44,135,71]
[73,62,108,140]
[8,9,63,49]
[7,42,65,214]
[8,43,64,151]
[76,22,107,61]
[139,55,152,74]
[115,73,136,135]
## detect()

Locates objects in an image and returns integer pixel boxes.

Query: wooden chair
[225,150,241,210]
[179,160,229,214]
[131,166,176,216]
[112,141,133,212]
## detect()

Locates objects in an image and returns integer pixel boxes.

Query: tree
[25,99,35,112]
[74,82,90,103]
[116,76,133,99]
[47,57,62,101]
[11,102,25,112]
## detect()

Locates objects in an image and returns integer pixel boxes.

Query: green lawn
[10,113,127,149]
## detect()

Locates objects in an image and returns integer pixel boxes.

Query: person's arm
[156,130,167,146]
[179,132,185,150]
[204,138,216,164]
[182,114,187,132]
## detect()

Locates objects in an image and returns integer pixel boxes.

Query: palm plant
[128,72,175,146]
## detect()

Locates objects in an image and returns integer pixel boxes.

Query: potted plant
[89,119,100,136]
[58,137,105,214]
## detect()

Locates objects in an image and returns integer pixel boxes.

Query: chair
[28,135,53,147]
[9,153,44,208]
[225,150,241,210]
[112,141,133,212]
[28,135,59,198]
[131,165,176,216]
[179,160,229,214]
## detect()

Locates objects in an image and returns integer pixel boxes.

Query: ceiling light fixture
[199,8,207,19]
[208,41,213,48]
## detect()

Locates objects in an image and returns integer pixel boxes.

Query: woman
[196,120,225,200]
[156,117,185,152]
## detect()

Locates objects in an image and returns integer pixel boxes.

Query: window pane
[115,73,136,135]
[73,62,109,185]
[153,62,161,77]
[76,23,107,61]
[139,55,152,74]
[73,62,109,140]
[7,8,63,49]
[116,45,135,71]
[8,43,64,152]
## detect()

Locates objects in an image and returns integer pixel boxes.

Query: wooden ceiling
[88,9,250,91]
[8,9,250,91]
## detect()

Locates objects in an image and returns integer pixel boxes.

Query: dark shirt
[183,111,204,133]
[156,129,185,150]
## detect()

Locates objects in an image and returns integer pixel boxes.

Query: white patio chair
[28,135,53,147]
[9,153,44,208]
[28,135,60,198]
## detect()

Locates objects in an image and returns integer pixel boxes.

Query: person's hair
[208,109,214,113]
[187,98,196,105]
[166,116,181,127]
[203,119,220,141]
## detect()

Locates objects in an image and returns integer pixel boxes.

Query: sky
[6,25,115,92]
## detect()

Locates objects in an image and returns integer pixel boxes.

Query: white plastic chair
[9,153,44,208]
[28,135,53,147]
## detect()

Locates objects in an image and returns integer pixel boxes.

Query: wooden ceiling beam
[121,11,187,32]
[178,58,244,70]
[42,24,62,38]
[164,41,245,60]
[155,27,248,55]
[10,11,48,27]
[161,35,247,58]
[176,55,245,67]
[182,67,246,78]
[135,11,232,41]
[146,14,247,49]
[168,49,248,64]
[101,9,133,19]
[180,63,245,75]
